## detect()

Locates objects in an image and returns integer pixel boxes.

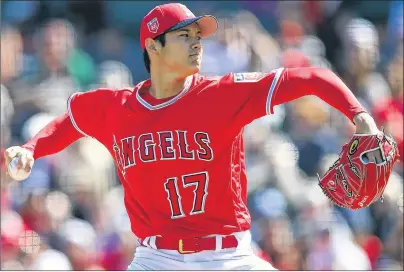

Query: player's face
[160,23,203,75]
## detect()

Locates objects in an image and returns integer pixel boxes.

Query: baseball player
[4,3,398,270]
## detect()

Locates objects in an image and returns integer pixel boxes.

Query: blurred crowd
[1,1,403,270]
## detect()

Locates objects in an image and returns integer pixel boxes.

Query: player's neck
[149,70,190,99]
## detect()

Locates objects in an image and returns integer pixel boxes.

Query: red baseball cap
[140,3,218,51]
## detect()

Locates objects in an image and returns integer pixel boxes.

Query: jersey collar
[136,75,193,110]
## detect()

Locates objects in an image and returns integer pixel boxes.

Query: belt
[140,235,239,254]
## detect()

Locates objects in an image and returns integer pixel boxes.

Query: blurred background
[1,0,403,270]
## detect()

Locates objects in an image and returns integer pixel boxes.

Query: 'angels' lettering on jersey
[112,130,213,177]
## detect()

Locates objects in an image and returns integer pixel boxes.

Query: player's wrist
[353,112,379,135]
[19,145,34,155]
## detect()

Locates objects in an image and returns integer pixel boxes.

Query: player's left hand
[353,112,383,163]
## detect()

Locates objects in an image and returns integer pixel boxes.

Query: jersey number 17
[164,171,209,219]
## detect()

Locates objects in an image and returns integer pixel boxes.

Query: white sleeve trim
[67,93,91,137]
[266,68,285,115]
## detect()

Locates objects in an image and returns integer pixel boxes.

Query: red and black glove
[318,130,400,210]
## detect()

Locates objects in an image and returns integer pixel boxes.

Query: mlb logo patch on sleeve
[234,72,265,83]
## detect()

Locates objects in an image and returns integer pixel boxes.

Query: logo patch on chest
[234,72,265,83]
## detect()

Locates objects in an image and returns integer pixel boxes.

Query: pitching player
[4,3,391,270]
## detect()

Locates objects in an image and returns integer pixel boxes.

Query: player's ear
[145,38,160,55]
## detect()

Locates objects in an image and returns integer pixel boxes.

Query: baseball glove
[318,129,400,210]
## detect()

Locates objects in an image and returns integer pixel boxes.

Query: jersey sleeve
[216,68,285,126]
[67,88,115,139]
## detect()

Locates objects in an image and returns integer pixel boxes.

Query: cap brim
[167,15,218,38]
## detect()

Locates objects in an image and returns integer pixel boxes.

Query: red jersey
[68,70,284,239]
[21,66,365,240]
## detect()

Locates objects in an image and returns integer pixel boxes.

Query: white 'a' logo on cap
[178,4,194,17]
[147,17,159,33]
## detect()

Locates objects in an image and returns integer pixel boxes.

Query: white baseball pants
[127,231,277,270]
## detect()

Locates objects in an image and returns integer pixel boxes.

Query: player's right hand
[4,146,34,180]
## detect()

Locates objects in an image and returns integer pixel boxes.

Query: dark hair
[143,33,166,73]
